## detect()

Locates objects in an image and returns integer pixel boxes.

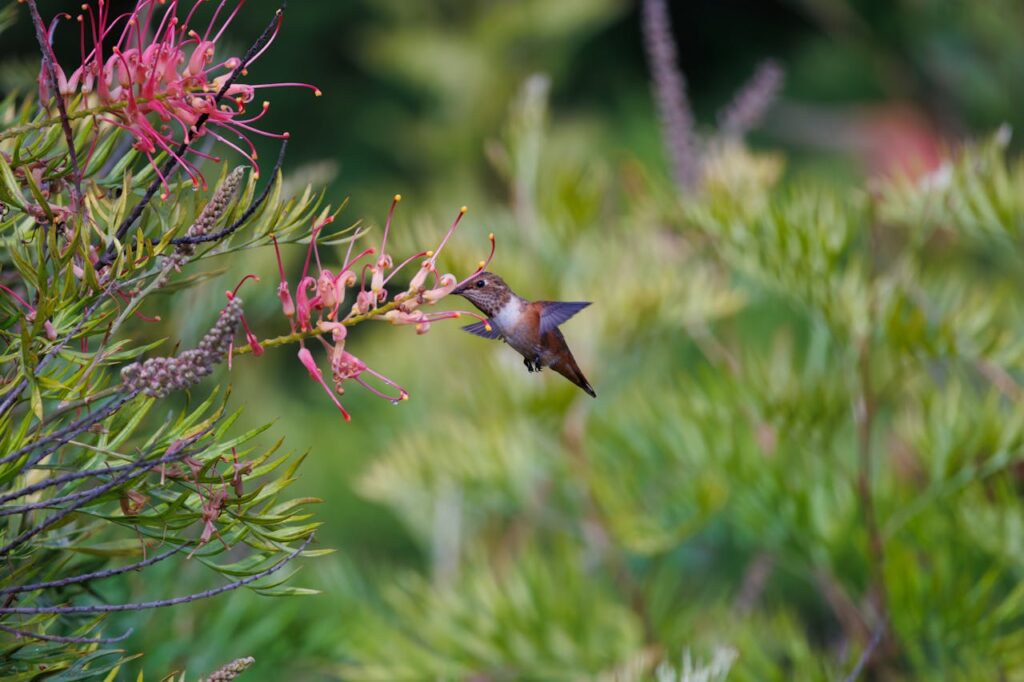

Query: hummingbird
[452,271,596,397]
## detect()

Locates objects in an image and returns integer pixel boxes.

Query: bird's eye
[475,279,486,288]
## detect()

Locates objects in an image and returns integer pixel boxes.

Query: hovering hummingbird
[452,272,596,397]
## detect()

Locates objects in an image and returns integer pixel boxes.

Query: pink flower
[271,235,296,328]
[273,216,377,333]
[383,308,487,337]
[367,195,401,306]
[267,198,496,421]
[44,0,321,198]
[404,206,466,299]
[294,276,317,332]
[393,213,495,314]
[226,275,262,358]
[331,350,407,402]
[297,346,350,422]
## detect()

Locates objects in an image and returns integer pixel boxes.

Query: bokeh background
[5,0,1024,678]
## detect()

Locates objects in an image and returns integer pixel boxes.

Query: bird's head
[452,271,511,314]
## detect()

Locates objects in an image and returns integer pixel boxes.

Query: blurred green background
[6,0,1024,678]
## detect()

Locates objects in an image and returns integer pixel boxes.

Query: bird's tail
[551,351,596,398]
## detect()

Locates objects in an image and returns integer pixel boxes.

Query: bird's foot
[523,357,535,372]
[532,356,543,372]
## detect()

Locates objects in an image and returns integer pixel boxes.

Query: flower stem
[233,299,400,356]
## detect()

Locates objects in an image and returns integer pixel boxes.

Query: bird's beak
[452,282,468,295]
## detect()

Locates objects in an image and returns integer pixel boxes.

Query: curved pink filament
[382,251,430,287]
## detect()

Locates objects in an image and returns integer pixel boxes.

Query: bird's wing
[462,320,503,339]
[538,301,591,335]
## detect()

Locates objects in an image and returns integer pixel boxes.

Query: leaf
[254,586,321,597]
[0,150,25,210]
[63,538,158,557]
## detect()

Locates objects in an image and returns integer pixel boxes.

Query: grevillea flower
[297,347,350,422]
[42,0,320,197]
[223,274,262,361]
[392,208,496,316]
[120,295,242,398]
[279,215,376,332]
[265,198,495,420]
[318,320,407,402]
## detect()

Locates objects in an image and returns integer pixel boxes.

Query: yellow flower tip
[76,14,83,22]
[477,260,486,269]
[393,193,402,202]
[453,312,461,318]
[262,101,270,109]
[401,393,410,401]
[252,172,260,180]
[484,324,492,332]
[488,232,494,240]
[314,89,323,97]
[252,152,259,160]
[241,68,249,76]
[160,192,169,201]
[425,250,434,257]
[460,206,468,214]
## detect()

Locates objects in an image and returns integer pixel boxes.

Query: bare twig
[0,534,313,614]
[0,390,137,470]
[844,622,886,682]
[0,439,158,506]
[0,427,192,557]
[0,545,185,595]
[25,0,83,211]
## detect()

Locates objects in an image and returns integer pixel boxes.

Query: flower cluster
[121,295,241,397]
[268,197,495,421]
[42,0,319,197]
[169,165,246,265]
[717,60,785,139]
[203,656,256,681]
